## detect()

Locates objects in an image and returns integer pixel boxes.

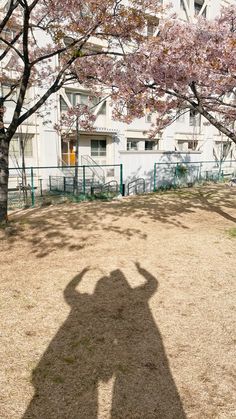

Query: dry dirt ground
[0,184,236,419]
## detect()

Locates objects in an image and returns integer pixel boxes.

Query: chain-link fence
[153,160,236,191]
[8,164,123,209]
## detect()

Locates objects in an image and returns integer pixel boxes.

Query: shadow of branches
[1,185,235,257]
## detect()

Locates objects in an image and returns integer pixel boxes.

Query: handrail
[127,178,145,195]
[58,157,75,176]
[92,180,118,194]
[81,155,105,183]
[102,180,118,193]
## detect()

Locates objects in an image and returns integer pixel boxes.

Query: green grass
[228,228,236,238]
[51,375,65,384]
[62,356,76,364]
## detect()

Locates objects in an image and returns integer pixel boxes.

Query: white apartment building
[5,0,236,192]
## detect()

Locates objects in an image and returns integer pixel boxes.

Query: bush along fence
[153,160,236,192]
[7,159,236,209]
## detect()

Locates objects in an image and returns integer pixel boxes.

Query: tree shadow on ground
[2,185,236,257]
[23,264,186,419]
[195,189,236,223]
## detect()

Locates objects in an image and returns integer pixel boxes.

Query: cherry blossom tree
[0,0,163,223]
[2,1,235,223]
[108,6,236,143]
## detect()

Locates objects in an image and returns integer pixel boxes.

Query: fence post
[30,167,35,207]
[49,175,52,191]
[39,179,43,197]
[119,164,123,195]
[219,159,223,181]
[153,163,157,192]
[199,163,202,181]
[83,165,86,196]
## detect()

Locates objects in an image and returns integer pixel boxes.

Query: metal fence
[153,160,236,191]
[127,178,146,196]
[7,159,236,209]
[8,164,123,209]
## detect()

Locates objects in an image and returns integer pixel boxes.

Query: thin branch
[0,36,24,60]
[0,30,23,61]
[0,0,19,33]
[2,83,18,101]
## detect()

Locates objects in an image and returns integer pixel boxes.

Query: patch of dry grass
[0,185,236,418]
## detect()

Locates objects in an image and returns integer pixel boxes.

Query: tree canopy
[106,6,236,143]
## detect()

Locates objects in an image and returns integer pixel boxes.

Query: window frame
[127,139,139,151]
[9,134,33,158]
[194,0,206,17]
[189,109,201,127]
[145,140,158,151]
[91,139,107,157]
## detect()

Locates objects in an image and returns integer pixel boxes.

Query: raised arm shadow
[135,262,158,299]
[64,268,89,305]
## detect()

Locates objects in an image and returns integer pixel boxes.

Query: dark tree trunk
[197,106,236,146]
[74,117,79,195]
[20,136,28,204]
[0,133,9,223]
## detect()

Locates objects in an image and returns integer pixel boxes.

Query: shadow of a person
[23,265,186,419]
[107,264,186,418]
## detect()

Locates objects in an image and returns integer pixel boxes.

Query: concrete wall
[119,150,203,192]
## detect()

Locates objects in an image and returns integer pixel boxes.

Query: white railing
[81,155,105,183]
[59,154,105,183]
[59,156,76,176]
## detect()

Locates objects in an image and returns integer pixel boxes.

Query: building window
[145,140,158,150]
[146,17,159,36]
[127,140,139,151]
[9,135,33,158]
[80,94,89,106]
[64,91,106,115]
[65,90,80,106]
[60,97,68,112]
[9,137,20,158]
[147,22,155,36]
[222,143,230,158]
[194,0,206,17]
[177,140,198,151]
[188,140,198,150]
[145,111,152,123]
[91,139,106,156]
[189,109,201,126]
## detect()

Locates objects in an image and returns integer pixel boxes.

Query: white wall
[119,150,203,192]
